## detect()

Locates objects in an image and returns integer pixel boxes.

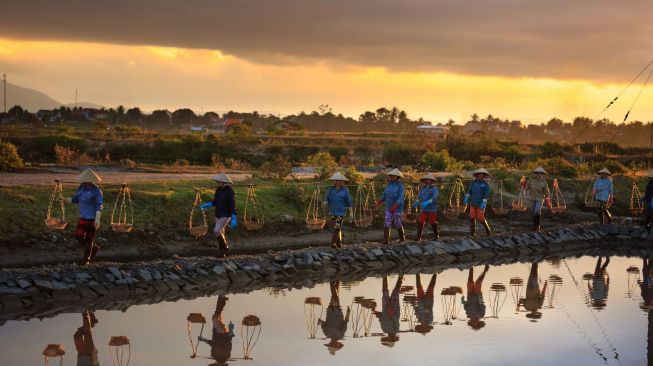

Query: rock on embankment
[0,223,651,322]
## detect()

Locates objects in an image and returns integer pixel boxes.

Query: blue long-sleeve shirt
[644,181,653,204]
[417,185,438,212]
[593,178,613,202]
[467,180,490,207]
[71,183,103,220]
[325,186,352,217]
[380,181,405,213]
[211,185,237,218]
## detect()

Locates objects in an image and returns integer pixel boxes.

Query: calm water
[1,255,650,366]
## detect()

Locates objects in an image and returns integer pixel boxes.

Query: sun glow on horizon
[1,37,652,124]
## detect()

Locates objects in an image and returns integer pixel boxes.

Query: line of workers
[63,167,653,263]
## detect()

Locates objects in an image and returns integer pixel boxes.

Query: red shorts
[469,206,485,220]
[74,218,96,245]
[419,212,438,225]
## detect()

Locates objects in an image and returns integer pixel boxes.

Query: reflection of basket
[490,283,506,291]
[189,225,208,238]
[109,336,130,347]
[360,299,377,309]
[45,217,68,230]
[306,218,326,230]
[43,344,65,357]
[509,278,523,285]
[305,297,323,305]
[242,315,262,326]
[187,313,207,323]
[400,285,414,293]
[111,223,134,233]
[244,220,264,230]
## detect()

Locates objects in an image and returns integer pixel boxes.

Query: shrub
[596,159,628,175]
[257,155,292,181]
[421,149,450,171]
[383,143,424,166]
[327,146,349,162]
[54,144,93,165]
[529,157,579,178]
[0,140,24,170]
[342,165,364,185]
[307,152,338,179]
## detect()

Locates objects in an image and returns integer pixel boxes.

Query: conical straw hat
[532,166,547,174]
[420,173,437,182]
[387,168,404,179]
[212,172,233,184]
[329,171,349,181]
[597,168,611,175]
[78,169,102,183]
[473,168,490,176]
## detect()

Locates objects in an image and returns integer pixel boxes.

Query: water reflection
[15,256,653,365]
[319,281,350,355]
[463,265,489,329]
[75,311,99,366]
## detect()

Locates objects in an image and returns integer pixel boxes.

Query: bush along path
[0,222,651,320]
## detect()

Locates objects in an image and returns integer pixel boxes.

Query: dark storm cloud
[1,0,651,81]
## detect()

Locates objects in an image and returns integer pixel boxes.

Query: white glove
[95,211,102,228]
[65,197,72,204]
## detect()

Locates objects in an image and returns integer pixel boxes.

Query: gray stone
[33,278,54,291]
[16,279,31,289]
[407,245,423,256]
[212,265,226,276]
[108,267,123,280]
[151,269,163,280]
[136,269,153,282]
[75,272,92,282]
[371,248,385,257]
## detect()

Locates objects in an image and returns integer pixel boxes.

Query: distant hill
[0,81,102,111]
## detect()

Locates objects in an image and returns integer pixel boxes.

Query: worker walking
[526,167,551,231]
[324,172,353,248]
[66,169,104,265]
[465,168,491,237]
[414,173,439,240]
[593,168,614,224]
[201,173,238,258]
[375,169,406,244]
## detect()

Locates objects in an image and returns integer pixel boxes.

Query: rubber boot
[89,244,100,262]
[480,219,491,237]
[382,228,391,244]
[604,209,612,224]
[470,219,476,237]
[80,242,93,265]
[598,210,605,225]
[416,223,424,241]
[217,234,229,258]
[533,215,541,231]
[397,226,406,243]
[431,223,440,240]
[337,229,343,248]
[331,230,339,248]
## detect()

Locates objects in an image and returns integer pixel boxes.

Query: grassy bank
[0,172,648,251]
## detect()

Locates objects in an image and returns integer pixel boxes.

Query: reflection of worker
[374,275,404,346]
[519,262,547,320]
[200,295,235,366]
[413,274,437,334]
[589,257,610,310]
[74,311,99,366]
[319,281,351,355]
[639,258,653,365]
[462,265,488,330]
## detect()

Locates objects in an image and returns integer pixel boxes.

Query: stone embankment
[0,223,651,323]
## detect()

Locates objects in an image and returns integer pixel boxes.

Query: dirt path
[0,171,253,186]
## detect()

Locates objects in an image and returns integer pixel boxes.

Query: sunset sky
[0,0,652,124]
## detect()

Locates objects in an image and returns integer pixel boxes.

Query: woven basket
[549,205,567,214]
[402,212,418,224]
[584,201,601,209]
[306,218,326,230]
[354,216,373,228]
[442,208,460,220]
[244,220,264,231]
[511,202,528,212]
[189,225,208,238]
[111,223,134,233]
[631,208,644,217]
[45,218,68,230]
[492,207,510,216]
